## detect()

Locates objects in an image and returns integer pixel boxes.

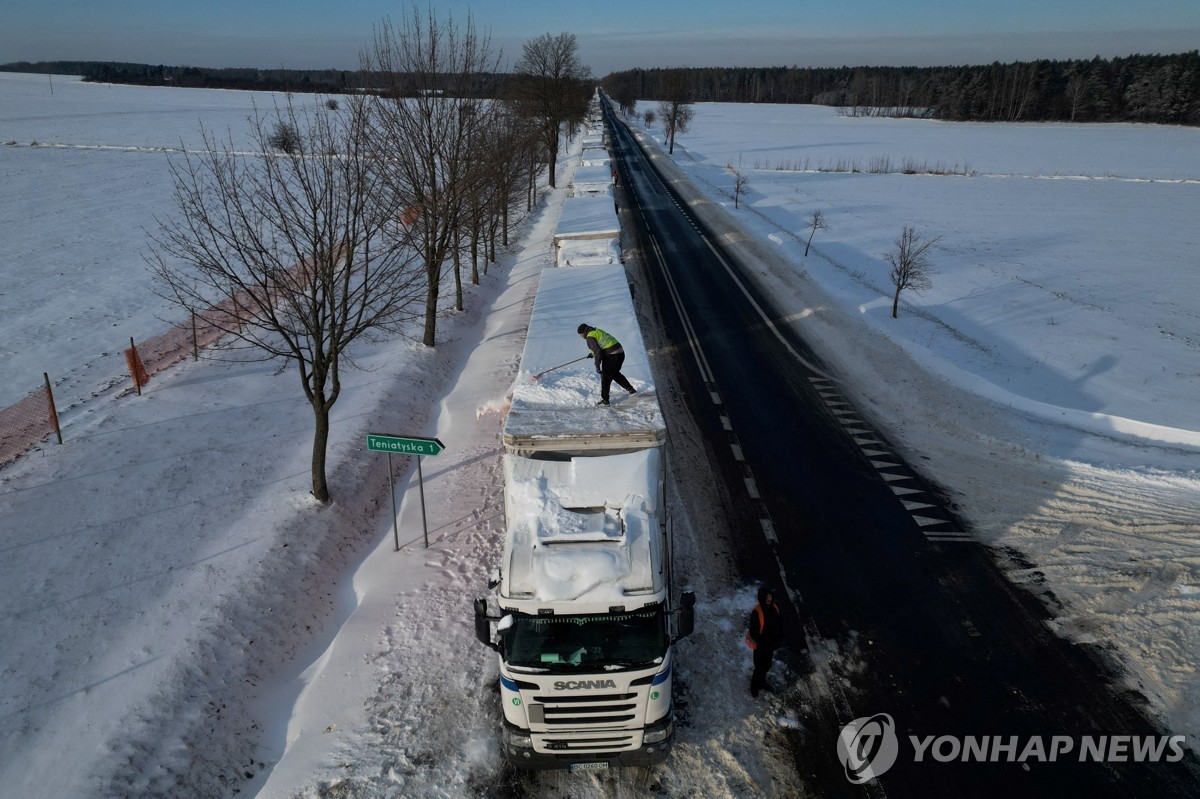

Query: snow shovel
[532,355,590,381]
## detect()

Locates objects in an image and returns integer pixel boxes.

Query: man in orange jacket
[746,584,783,697]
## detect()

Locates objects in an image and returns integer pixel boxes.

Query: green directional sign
[366,434,445,456]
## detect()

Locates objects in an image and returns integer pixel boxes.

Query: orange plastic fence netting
[133,264,317,380]
[123,346,150,389]
[2,256,319,469]
[1,300,238,467]
[135,300,240,379]
[0,386,56,468]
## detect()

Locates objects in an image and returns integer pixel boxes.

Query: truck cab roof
[500,449,666,615]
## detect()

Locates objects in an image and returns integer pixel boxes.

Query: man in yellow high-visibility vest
[578,323,637,406]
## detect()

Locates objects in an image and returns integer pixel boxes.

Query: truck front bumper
[502,715,674,770]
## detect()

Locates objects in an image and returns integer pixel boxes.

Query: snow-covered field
[1,71,1198,797]
[642,100,1200,748]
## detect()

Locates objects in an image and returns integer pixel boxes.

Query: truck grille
[532,692,638,726]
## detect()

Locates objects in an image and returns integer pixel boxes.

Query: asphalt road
[604,100,1200,798]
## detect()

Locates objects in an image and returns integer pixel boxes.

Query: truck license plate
[569,761,609,773]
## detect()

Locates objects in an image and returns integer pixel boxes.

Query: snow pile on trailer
[500,449,664,609]
[557,237,621,267]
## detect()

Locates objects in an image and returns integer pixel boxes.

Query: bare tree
[146,97,424,502]
[267,119,300,153]
[732,169,749,208]
[513,32,592,189]
[804,210,829,256]
[657,68,694,154]
[364,6,501,346]
[1064,64,1102,122]
[461,128,493,288]
[451,103,501,304]
[642,109,656,128]
[884,225,941,318]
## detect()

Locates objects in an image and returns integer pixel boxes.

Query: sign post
[367,434,445,550]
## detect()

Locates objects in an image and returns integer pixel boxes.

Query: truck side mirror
[675,591,696,641]
[474,597,500,652]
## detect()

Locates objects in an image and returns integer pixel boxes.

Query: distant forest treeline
[1,61,366,94]
[0,60,518,97]
[602,52,1200,125]
[5,53,1199,125]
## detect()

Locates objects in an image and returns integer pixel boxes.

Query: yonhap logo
[834,712,1186,784]
[837,713,899,784]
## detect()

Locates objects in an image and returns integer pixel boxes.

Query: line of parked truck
[554,121,621,268]
[473,92,696,772]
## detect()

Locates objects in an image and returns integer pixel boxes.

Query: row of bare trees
[146,9,589,502]
[606,67,696,155]
[801,211,938,319]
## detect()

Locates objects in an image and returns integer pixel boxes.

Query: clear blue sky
[2,0,1197,76]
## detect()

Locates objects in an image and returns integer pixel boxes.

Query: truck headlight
[505,729,533,748]
[643,720,673,744]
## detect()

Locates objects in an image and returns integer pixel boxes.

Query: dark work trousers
[751,646,775,695]
[599,350,634,402]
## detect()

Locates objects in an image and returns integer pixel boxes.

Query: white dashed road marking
[814,379,974,544]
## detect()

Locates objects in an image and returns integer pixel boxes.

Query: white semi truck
[474,266,695,771]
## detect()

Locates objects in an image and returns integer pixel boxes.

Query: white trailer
[475,266,695,771]
[580,146,611,167]
[553,196,621,268]
[569,162,616,198]
[581,131,606,150]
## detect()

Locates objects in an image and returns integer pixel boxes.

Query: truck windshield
[502,606,667,671]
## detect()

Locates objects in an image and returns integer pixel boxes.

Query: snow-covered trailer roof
[500,449,667,614]
[553,196,620,245]
[570,162,614,189]
[503,266,664,455]
[580,147,611,167]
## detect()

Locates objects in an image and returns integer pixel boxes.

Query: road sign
[367,434,445,551]
[366,434,445,457]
